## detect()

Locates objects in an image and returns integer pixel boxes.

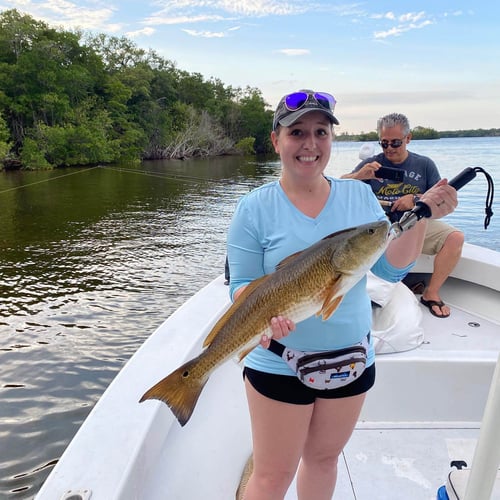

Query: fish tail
[139,357,208,427]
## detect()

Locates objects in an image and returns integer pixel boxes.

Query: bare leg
[242,378,314,500]
[241,376,367,500]
[422,231,464,317]
[297,393,367,500]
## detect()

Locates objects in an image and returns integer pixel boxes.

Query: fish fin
[316,281,344,320]
[139,356,208,427]
[319,295,343,320]
[202,274,271,348]
[237,345,256,362]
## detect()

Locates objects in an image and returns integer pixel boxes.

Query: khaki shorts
[422,219,461,255]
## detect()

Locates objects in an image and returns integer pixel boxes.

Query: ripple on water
[1,145,498,498]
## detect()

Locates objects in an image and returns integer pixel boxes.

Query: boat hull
[35,243,500,500]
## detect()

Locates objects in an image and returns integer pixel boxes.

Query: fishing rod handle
[448,167,477,190]
[409,167,477,221]
[392,167,478,236]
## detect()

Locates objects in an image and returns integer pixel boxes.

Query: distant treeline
[1,10,498,170]
[337,126,500,142]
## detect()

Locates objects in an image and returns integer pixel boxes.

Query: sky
[1,1,499,134]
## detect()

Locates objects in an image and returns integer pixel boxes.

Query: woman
[227,90,457,499]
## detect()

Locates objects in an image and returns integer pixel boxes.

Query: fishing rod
[391,166,495,238]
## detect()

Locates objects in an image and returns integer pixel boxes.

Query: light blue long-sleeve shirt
[227,176,413,375]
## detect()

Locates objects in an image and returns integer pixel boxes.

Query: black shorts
[243,364,376,405]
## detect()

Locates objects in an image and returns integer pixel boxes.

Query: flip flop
[420,297,450,318]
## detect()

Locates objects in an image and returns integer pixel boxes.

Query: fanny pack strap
[268,333,371,359]
[268,338,286,357]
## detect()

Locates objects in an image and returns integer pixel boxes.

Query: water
[328,137,499,249]
[0,137,499,499]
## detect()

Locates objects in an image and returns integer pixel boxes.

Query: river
[0,137,499,499]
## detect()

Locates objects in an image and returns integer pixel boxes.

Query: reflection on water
[0,138,499,498]
[0,157,278,498]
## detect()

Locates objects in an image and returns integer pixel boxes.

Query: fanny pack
[268,334,370,390]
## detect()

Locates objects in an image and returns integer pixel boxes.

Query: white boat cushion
[367,272,424,354]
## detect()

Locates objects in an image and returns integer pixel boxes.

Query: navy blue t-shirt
[353,151,441,221]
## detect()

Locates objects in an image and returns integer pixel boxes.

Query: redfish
[140,220,390,426]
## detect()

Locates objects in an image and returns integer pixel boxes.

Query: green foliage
[20,137,51,169]
[337,127,499,142]
[439,128,500,138]
[234,87,273,153]
[411,126,439,140]
[0,10,272,168]
[0,118,10,159]
[234,137,256,156]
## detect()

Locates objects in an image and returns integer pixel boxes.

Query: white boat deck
[34,244,500,500]
[138,284,500,500]
[331,276,500,500]
[301,298,500,500]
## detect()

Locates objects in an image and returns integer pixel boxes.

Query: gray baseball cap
[273,89,339,130]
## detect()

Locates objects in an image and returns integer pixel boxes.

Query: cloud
[399,11,426,23]
[276,48,310,56]
[150,0,306,18]
[216,0,305,16]
[444,10,465,17]
[126,27,156,38]
[182,28,226,38]
[140,1,307,38]
[373,11,434,39]
[142,14,227,26]
[374,20,433,39]
[3,0,121,32]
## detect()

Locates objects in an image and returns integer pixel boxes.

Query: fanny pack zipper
[296,346,366,368]
[298,355,366,377]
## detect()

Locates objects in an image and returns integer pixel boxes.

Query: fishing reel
[391,167,495,238]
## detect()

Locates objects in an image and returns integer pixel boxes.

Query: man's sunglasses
[379,138,405,149]
[284,92,336,112]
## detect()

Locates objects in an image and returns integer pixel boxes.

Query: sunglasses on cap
[379,138,406,149]
[284,91,336,112]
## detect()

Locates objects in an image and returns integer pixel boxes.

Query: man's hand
[391,193,415,212]
[341,162,381,180]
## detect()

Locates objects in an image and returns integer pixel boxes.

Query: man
[343,113,464,318]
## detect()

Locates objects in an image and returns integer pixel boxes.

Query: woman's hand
[260,316,295,348]
[419,179,458,219]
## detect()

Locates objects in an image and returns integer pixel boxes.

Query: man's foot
[420,297,450,318]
